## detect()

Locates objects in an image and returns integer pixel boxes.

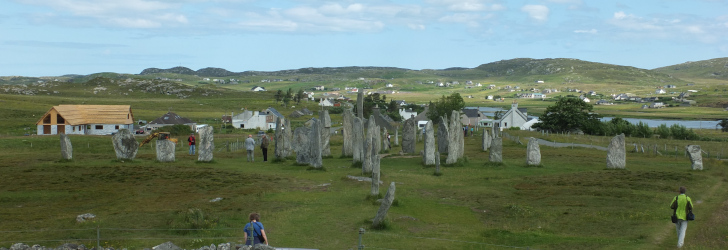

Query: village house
[36,105,134,135]
[312,86,325,91]
[579,95,591,103]
[596,99,613,105]
[399,108,417,120]
[251,86,266,92]
[319,98,334,107]
[146,112,196,132]
[385,83,394,88]
[231,107,284,130]
[460,108,487,127]
[655,88,666,94]
[495,101,530,131]
[650,102,665,109]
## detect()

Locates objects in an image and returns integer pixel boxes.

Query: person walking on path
[260,134,270,162]
[187,133,196,155]
[244,212,269,246]
[245,134,256,162]
[670,186,694,248]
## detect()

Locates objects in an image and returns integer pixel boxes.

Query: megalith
[357,88,364,119]
[423,120,436,165]
[437,116,449,154]
[60,133,73,160]
[197,126,214,162]
[382,128,390,151]
[274,117,285,160]
[394,127,399,146]
[284,118,292,158]
[686,145,703,170]
[362,119,375,175]
[112,129,138,160]
[353,117,365,163]
[606,133,626,169]
[372,182,396,228]
[308,119,323,168]
[320,110,332,157]
[435,152,441,175]
[293,127,311,165]
[526,137,541,166]
[370,142,381,197]
[156,139,176,162]
[446,111,462,164]
[342,109,354,157]
[489,137,503,163]
[482,130,491,151]
[402,118,416,154]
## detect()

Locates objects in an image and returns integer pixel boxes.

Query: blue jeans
[189,145,195,155]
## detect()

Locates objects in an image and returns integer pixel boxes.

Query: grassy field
[1,129,727,249]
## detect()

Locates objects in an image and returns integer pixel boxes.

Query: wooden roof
[36,105,133,125]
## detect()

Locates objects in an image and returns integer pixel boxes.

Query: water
[466,107,721,129]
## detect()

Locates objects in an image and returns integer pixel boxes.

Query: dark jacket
[261,135,270,149]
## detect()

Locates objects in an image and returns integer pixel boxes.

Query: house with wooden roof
[36,105,134,135]
[146,112,196,131]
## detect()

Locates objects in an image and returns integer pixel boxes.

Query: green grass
[1,131,728,249]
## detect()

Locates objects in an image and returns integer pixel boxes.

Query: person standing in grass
[187,133,196,155]
[244,212,269,246]
[245,134,256,162]
[260,134,270,162]
[670,186,694,248]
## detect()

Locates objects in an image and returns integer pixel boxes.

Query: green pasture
[1,129,727,249]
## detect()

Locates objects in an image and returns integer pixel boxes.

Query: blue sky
[2,0,727,76]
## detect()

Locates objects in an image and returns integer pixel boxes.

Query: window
[95,125,103,130]
[115,125,120,129]
[87,125,91,130]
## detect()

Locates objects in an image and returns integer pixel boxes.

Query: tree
[719,119,728,132]
[533,97,601,133]
[274,90,283,103]
[295,88,304,104]
[426,93,465,123]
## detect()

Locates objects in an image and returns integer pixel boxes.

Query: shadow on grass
[306,166,327,171]
[483,161,506,168]
[195,160,217,164]
[351,161,363,168]
[110,159,134,163]
[523,164,544,168]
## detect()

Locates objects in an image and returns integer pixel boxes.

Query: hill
[653,57,728,80]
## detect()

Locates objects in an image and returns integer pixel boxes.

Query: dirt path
[653,179,724,247]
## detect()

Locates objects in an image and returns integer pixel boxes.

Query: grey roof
[462,108,481,118]
[149,112,194,125]
[266,107,284,118]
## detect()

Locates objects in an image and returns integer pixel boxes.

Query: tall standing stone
[357,88,364,119]
[423,120,436,165]
[156,139,176,162]
[308,119,323,168]
[342,109,354,156]
[60,133,73,160]
[606,133,626,169]
[382,128,390,151]
[394,127,399,146]
[112,129,138,160]
[363,132,373,175]
[353,117,365,163]
[489,137,503,163]
[293,127,311,165]
[284,118,292,158]
[446,111,462,164]
[372,182,396,228]
[197,126,214,162]
[482,130,491,151]
[402,118,416,154]
[435,152,441,175]
[526,137,541,166]
[437,116,449,154]
[686,145,703,170]
[274,117,285,160]
[370,141,381,197]
[320,110,332,157]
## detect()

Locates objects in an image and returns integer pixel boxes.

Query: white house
[232,107,284,130]
[655,89,666,94]
[650,102,665,108]
[251,86,266,92]
[36,105,134,135]
[313,86,325,91]
[495,101,529,131]
[487,95,494,100]
[579,95,591,103]
[319,98,334,107]
[399,108,417,120]
[385,83,394,88]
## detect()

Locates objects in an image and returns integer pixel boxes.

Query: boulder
[76,213,96,223]
[112,129,138,160]
[526,137,541,166]
[9,243,30,250]
[293,127,310,165]
[437,116,449,153]
[341,109,354,156]
[372,182,396,228]
[152,241,181,250]
[308,119,323,168]
[402,118,416,154]
[489,137,503,163]
[422,120,436,165]
[606,133,626,169]
[60,133,72,160]
[197,126,214,162]
[156,139,176,162]
[686,145,703,170]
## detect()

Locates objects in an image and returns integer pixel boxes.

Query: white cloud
[439,13,483,27]
[426,0,505,12]
[574,29,597,34]
[16,0,188,28]
[521,5,549,22]
[608,11,726,44]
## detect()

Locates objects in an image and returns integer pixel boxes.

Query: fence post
[358,228,366,250]
[97,225,100,250]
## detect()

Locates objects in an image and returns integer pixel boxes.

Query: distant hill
[139,66,411,77]
[654,57,728,80]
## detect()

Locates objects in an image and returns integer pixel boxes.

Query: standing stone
[284,118,292,158]
[320,110,332,157]
[482,130,491,151]
[274,117,285,159]
[458,121,465,158]
[112,129,138,160]
[526,137,541,166]
[382,128,390,151]
[353,117,365,163]
[606,133,626,169]
[489,137,503,163]
[372,182,396,228]
[308,119,323,168]
[342,109,354,156]
[294,127,311,165]
[197,126,214,162]
[357,88,364,119]
[371,125,381,172]
[156,139,176,162]
[423,120,436,165]
[363,133,373,175]
[686,145,703,170]
[60,133,72,160]
[435,152,441,175]
[370,143,381,197]
[394,127,399,146]
[402,118,416,154]
[446,111,461,164]
[437,116,449,153]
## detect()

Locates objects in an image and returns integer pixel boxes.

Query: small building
[147,112,196,131]
[251,86,266,92]
[399,108,417,120]
[655,89,666,94]
[319,98,334,107]
[650,102,664,109]
[231,107,284,130]
[313,86,325,91]
[385,83,394,88]
[461,108,487,127]
[495,101,529,131]
[579,95,591,103]
[36,105,134,135]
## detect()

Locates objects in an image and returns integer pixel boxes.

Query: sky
[2,0,727,77]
